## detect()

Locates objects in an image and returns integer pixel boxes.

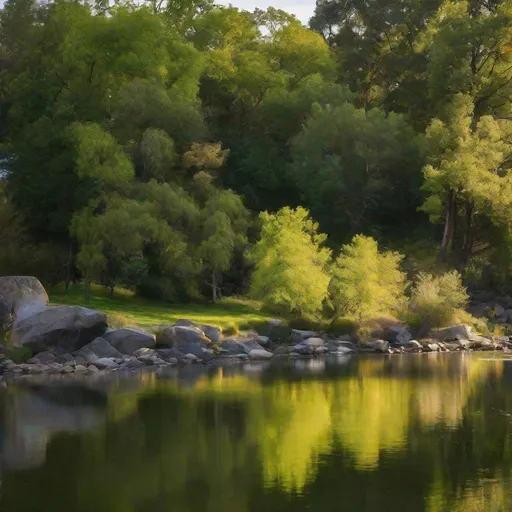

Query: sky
[217,0,316,24]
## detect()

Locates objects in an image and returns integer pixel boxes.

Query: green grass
[48,283,277,332]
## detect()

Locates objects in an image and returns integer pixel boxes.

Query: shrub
[222,322,239,336]
[249,207,331,318]
[107,312,131,329]
[329,235,407,321]
[409,271,468,328]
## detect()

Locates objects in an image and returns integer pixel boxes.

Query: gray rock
[257,336,270,347]
[315,346,329,354]
[157,348,187,362]
[495,303,506,317]
[431,325,472,342]
[62,366,74,374]
[102,328,155,355]
[302,337,324,347]
[133,347,157,358]
[156,325,210,347]
[173,319,222,343]
[388,324,412,345]
[291,330,317,344]
[291,344,315,355]
[55,353,75,364]
[74,365,87,372]
[137,355,156,366]
[220,336,265,356]
[88,365,99,373]
[336,345,355,354]
[46,362,63,373]
[254,319,291,343]
[249,349,273,360]
[402,340,422,350]
[0,276,49,336]
[74,337,124,363]
[27,351,56,365]
[184,353,199,362]
[122,358,144,369]
[94,358,119,369]
[12,306,108,354]
[365,340,390,353]
[274,346,291,355]
[427,343,440,352]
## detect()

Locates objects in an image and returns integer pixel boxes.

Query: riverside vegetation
[1,0,512,353]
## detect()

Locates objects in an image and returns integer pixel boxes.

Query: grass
[48,283,277,333]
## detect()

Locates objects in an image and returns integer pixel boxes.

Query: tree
[250,207,331,317]
[329,235,407,321]
[421,93,512,268]
[290,102,423,244]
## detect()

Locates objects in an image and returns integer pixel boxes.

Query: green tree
[329,235,407,321]
[250,207,331,318]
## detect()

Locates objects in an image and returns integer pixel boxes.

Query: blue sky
[218,0,316,24]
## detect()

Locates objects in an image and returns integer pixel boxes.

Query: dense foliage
[0,0,511,315]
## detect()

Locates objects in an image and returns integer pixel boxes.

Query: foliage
[250,207,331,318]
[329,235,407,321]
[409,271,469,328]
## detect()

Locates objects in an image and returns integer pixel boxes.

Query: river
[0,353,511,511]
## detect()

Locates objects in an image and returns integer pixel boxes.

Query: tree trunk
[458,200,474,273]
[438,190,456,264]
[212,272,217,303]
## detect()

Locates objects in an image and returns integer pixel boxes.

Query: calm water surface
[1,353,512,512]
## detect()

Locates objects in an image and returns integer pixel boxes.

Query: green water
[1,353,512,511]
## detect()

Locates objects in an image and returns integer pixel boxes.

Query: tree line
[0,0,511,317]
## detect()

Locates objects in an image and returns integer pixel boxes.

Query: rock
[0,276,49,336]
[254,319,291,343]
[302,337,325,347]
[74,365,87,373]
[11,306,108,354]
[469,333,492,344]
[62,366,74,374]
[291,330,317,344]
[506,310,512,323]
[74,337,124,363]
[46,362,63,373]
[55,353,75,364]
[495,303,506,317]
[315,346,329,355]
[156,348,188,362]
[365,340,390,353]
[273,346,290,355]
[402,340,422,351]
[133,347,157,358]
[291,343,315,355]
[257,336,270,347]
[27,351,56,365]
[156,325,210,347]
[102,328,155,355]
[184,353,199,362]
[137,355,156,366]
[427,343,440,352]
[249,349,273,360]
[173,319,222,343]
[220,335,265,356]
[387,324,412,345]
[431,325,472,342]
[88,365,99,373]
[94,358,119,369]
[336,346,355,354]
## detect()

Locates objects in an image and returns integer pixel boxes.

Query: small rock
[74,365,87,372]
[249,349,273,360]
[88,365,99,373]
[427,343,440,352]
[257,336,270,347]
[62,366,74,374]
[133,347,156,358]
[302,337,325,347]
[315,346,329,355]
[495,304,506,317]
[46,362,63,373]
[94,358,119,369]
[291,330,317,344]
[274,346,290,355]
[184,353,199,362]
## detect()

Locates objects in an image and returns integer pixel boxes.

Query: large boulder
[74,337,124,363]
[102,328,155,355]
[290,330,318,344]
[11,306,107,354]
[431,325,472,342]
[387,324,412,345]
[156,325,210,347]
[0,276,49,336]
[173,319,222,343]
[156,326,212,361]
[220,335,266,355]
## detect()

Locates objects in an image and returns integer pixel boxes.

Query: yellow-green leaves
[250,207,331,317]
[329,235,407,321]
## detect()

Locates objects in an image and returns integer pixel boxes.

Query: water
[1,353,512,512]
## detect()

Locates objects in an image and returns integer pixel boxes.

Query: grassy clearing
[48,284,276,332]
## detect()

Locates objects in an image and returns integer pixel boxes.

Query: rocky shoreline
[0,276,511,380]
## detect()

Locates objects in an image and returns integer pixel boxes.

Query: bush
[329,235,407,321]
[107,312,131,329]
[409,271,468,328]
[222,322,239,336]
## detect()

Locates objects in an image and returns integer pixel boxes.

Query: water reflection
[0,354,511,512]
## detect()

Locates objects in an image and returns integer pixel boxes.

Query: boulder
[74,337,123,363]
[220,335,266,356]
[336,345,355,354]
[401,340,422,351]
[156,325,210,347]
[27,351,56,365]
[249,349,273,360]
[291,330,317,344]
[302,337,325,347]
[0,276,49,336]
[495,303,506,317]
[431,325,472,342]
[173,319,222,343]
[273,346,291,356]
[94,358,119,369]
[11,306,108,354]
[365,340,390,353]
[157,348,188,362]
[102,328,155,355]
[291,344,315,355]
[257,336,270,347]
[387,324,412,345]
